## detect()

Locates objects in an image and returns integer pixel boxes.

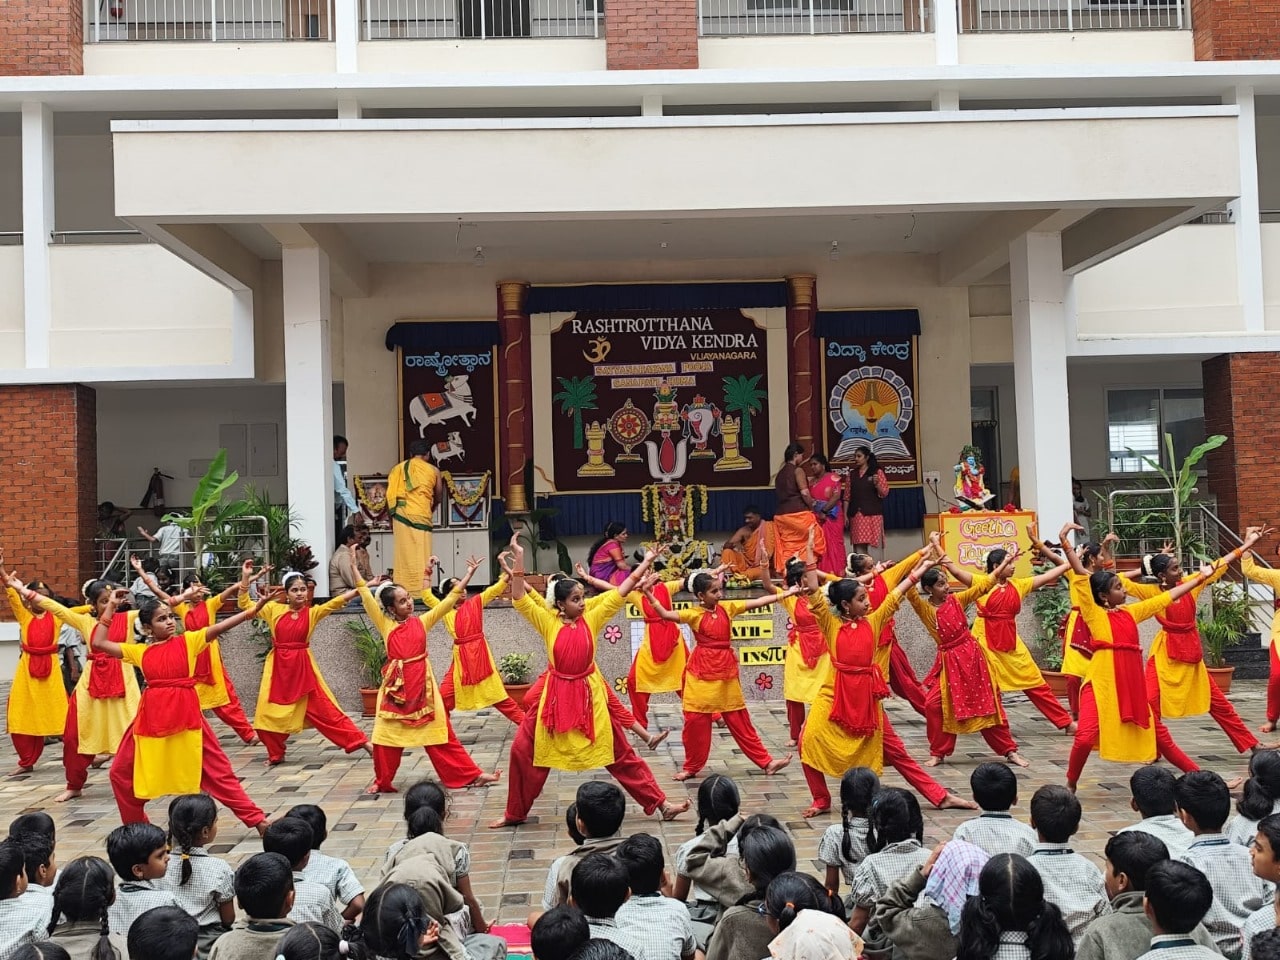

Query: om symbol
[583,337,611,363]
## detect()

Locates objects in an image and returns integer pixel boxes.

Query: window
[1106,388,1205,475]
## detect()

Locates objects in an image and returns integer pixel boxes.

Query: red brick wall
[0,0,83,76]
[1192,0,1280,60]
[605,0,698,70]
[0,385,98,614]
[1203,353,1279,554]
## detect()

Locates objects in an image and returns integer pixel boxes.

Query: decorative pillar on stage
[497,280,532,514]
[786,274,821,450]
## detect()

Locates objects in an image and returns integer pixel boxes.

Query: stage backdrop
[821,334,921,487]
[396,341,498,483]
[548,309,772,492]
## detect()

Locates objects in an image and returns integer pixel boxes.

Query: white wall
[0,248,23,367]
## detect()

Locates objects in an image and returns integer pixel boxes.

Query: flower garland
[354,476,388,515]
[640,483,708,540]
[442,471,491,508]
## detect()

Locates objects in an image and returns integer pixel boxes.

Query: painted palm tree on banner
[723,374,767,448]
[554,375,598,449]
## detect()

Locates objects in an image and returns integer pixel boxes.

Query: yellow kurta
[972,578,1048,692]
[906,575,1002,734]
[677,600,751,714]
[800,589,904,777]
[174,597,235,710]
[241,593,352,734]
[119,631,209,799]
[37,597,141,754]
[358,584,459,747]
[5,588,68,737]
[869,550,924,678]
[1244,554,1280,654]
[512,590,623,771]
[421,576,509,711]
[1120,566,1225,718]
[633,576,689,694]
[1061,570,1094,679]
[387,457,439,587]
[779,593,832,704]
[1078,590,1177,763]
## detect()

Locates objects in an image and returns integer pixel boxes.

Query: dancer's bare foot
[264,757,283,768]
[359,743,374,756]
[1226,775,1244,790]
[255,821,271,837]
[488,816,525,829]
[673,770,697,782]
[646,730,669,751]
[468,770,502,788]
[1064,722,1078,736]
[244,736,260,746]
[54,789,81,803]
[1255,741,1280,751]
[1067,780,1078,794]
[785,740,797,749]
[764,754,792,776]
[90,754,110,769]
[6,766,34,777]
[802,802,831,819]
[1262,720,1277,733]
[659,799,690,820]
[924,755,944,767]
[939,793,979,810]
[365,782,389,795]
[1006,751,1031,768]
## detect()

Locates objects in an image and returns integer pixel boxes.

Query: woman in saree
[587,522,631,587]
[773,443,822,574]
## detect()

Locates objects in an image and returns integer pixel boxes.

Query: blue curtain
[815,309,920,339]
[384,321,501,352]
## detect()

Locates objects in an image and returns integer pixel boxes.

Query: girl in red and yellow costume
[1116,529,1261,757]
[0,553,67,776]
[129,556,261,745]
[645,568,795,781]
[490,545,688,828]
[940,549,1076,733]
[239,564,371,765]
[81,588,272,828]
[799,560,976,817]
[847,549,930,716]
[355,554,500,794]
[608,559,688,733]
[420,556,525,726]
[23,574,142,801]
[1240,528,1280,733]
[1060,530,1213,788]
[906,534,1028,768]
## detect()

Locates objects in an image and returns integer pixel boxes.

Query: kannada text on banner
[821,336,921,486]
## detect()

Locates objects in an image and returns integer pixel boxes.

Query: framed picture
[440,471,492,529]
[354,474,391,531]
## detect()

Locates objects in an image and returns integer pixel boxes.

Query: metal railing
[85,0,334,41]
[52,230,151,244]
[699,0,930,35]
[96,517,271,587]
[361,0,600,38]
[959,0,1188,31]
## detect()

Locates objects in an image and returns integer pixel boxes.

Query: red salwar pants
[1018,684,1075,729]
[256,691,369,764]
[786,701,807,743]
[108,718,266,828]
[924,683,1019,759]
[11,734,45,769]
[681,709,775,776]
[1268,644,1280,724]
[438,670,525,725]
[61,697,99,792]
[372,717,485,791]
[1066,683,1199,784]
[888,642,928,716]
[625,659,681,732]
[503,713,667,824]
[1145,658,1256,754]
[802,714,949,809]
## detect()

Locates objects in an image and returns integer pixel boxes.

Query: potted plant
[498,652,534,705]
[163,449,254,589]
[347,615,386,717]
[1029,561,1073,698]
[1198,580,1251,694]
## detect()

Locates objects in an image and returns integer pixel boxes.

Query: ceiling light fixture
[829,241,840,262]
[472,245,486,267]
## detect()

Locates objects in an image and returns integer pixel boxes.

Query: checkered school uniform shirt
[161,846,235,928]
[1178,834,1275,960]
[1027,842,1111,945]
[288,872,343,933]
[1242,905,1278,960]
[992,931,1033,960]
[588,917,651,960]
[108,880,180,938]
[817,819,871,885]
[301,850,364,906]
[617,893,696,960]
[953,812,1038,858]
[1135,934,1225,960]
[0,890,52,960]
[1116,816,1194,858]
[1228,800,1280,849]
[852,839,930,908]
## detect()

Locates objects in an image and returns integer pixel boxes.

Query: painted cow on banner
[408,375,476,435]
[430,432,466,466]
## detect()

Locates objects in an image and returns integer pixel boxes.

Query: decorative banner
[548,309,772,492]
[821,336,921,486]
[398,346,498,487]
[922,510,1039,580]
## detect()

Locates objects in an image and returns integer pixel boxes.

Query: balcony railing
[959,0,1188,31]
[84,0,334,41]
[698,0,931,35]
[360,0,600,38]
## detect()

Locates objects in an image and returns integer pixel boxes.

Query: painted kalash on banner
[549,310,771,492]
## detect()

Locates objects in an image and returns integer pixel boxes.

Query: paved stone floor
[0,680,1270,924]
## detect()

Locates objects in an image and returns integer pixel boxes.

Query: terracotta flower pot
[360,687,379,717]
[1042,670,1071,700]
[504,683,532,707]
[1207,665,1234,695]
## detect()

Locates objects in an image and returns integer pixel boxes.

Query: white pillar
[283,245,336,578]
[934,0,959,66]
[1010,232,1074,531]
[1228,85,1265,333]
[21,102,54,369]
[335,0,358,71]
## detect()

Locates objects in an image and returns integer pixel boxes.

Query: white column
[21,102,54,369]
[1228,85,1265,333]
[934,0,959,66]
[334,0,358,71]
[1010,232,1074,530]
[283,245,336,576]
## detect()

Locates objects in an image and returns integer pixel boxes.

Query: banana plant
[1125,432,1227,561]
[162,449,252,582]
